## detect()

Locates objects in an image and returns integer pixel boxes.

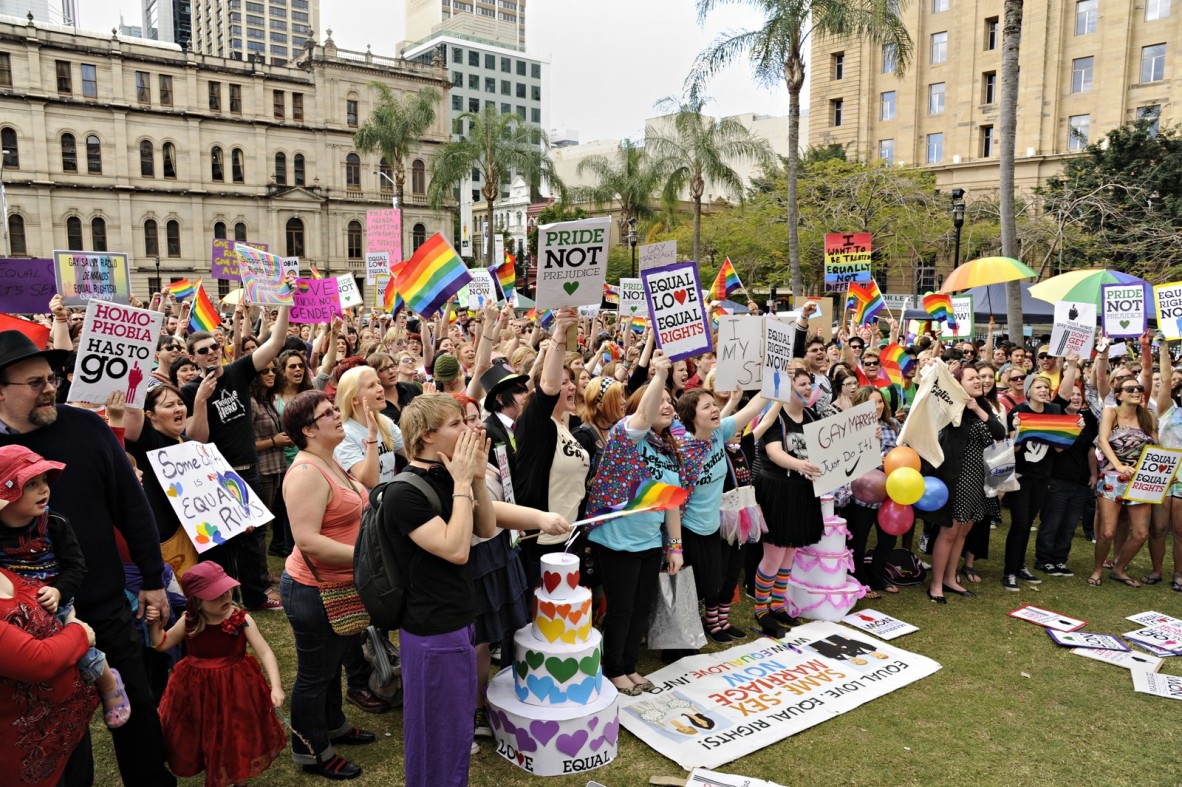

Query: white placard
[336,274,363,309]
[619,278,647,318]
[1154,282,1182,340]
[1101,283,1149,338]
[366,252,390,285]
[280,256,301,281]
[1131,669,1182,701]
[642,261,712,362]
[1122,445,1182,504]
[840,609,918,640]
[462,268,496,309]
[638,240,676,271]
[715,315,764,390]
[937,295,974,339]
[1122,623,1182,654]
[577,304,600,318]
[687,770,787,787]
[1008,605,1087,632]
[1049,301,1096,358]
[1072,647,1162,673]
[70,300,163,408]
[761,316,796,403]
[802,400,882,496]
[1127,611,1182,627]
[534,217,610,308]
[1046,631,1129,651]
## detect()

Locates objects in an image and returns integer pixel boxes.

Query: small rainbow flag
[846,279,885,326]
[163,279,198,300]
[879,342,914,387]
[396,233,472,317]
[309,264,323,280]
[604,343,622,363]
[922,292,958,331]
[190,281,222,333]
[629,316,647,335]
[611,480,689,514]
[603,283,620,306]
[494,254,516,301]
[1015,413,1083,446]
[709,257,743,301]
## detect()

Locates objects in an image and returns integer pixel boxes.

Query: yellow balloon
[886,467,925,506]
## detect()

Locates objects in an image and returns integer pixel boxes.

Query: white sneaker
[471,740,480,755]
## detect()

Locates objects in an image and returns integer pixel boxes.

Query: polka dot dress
[951,416,999,525]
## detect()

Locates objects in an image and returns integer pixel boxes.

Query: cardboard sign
[211,239,268,280]
[290,278,343,324]
[1127,611,1182,627]
[52,251,132,305]
[1049,300,1096,358]
[638,240,676,271]
[642,261,712,362]
[461,268,497,309]
[366,252,390,285]
[619,278,647,317]
[803,401,882,496]
[336,274,363,309]
[366,208,402,264]
[761,315,796,402]
[372,274,390,309]
[146,441,273,554]
[1121,445,1182,504]
[1131,670,1182,701]
[1122,623,1182,654]
[715,315,764,390]
[840,609,918,641]
[937,295,974,339]
[1154,281,1182,340]
[1008,605,1086,632]
[1072,647,1162,673]
[1101,283,1149,338]
[535,217,610,309]
[70,300,162,407]
[237,245,293,305]
[791,295,834,341]
[1046,630,1129,651]
[823,232,872,291]
[0,258,56,313]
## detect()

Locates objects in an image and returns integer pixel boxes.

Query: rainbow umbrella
[1027,268,1147,307]
[939,256,1038,293]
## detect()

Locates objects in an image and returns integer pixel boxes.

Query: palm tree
[353,83,440,207]
[692,0,912,297]
[647,89,774,266]
[574,139,664,247]
[999,0,1025,335]
[427,105,560,264]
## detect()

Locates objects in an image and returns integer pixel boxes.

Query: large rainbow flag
[847,279,885,326]
[1015,413,1083,446]
[190,281,221,332]
[922,292,958,331]
[396,233,472,317]
[383,261,406,316]
[709,257,743,301]
[879,342,914,387]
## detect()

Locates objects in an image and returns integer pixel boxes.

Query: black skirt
[755,472,824,548]
[470,530,530,646]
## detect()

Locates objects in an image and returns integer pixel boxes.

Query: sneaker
[706,627,733,644]
[723,625,747,640]
[250,597,283,611]
[1056,563,1075,577]
[1002,574,1020,592]
[1036,563,1063,576]
[470,740,480,756]
[474,708,492,739]
[1016,568,1042,584]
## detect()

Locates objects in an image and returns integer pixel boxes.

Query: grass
[91,523,1182,787]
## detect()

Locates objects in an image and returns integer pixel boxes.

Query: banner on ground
[211,240,268,280]
[535,217,611,309]
[638,241,677,271]
[0,258,56,312]
[715,315,764,391]
[336,274,363,309]
[1122,445,1182,504]
[53,251,131,305]
[618,621,941,771]
[366,209,402,265]
[1101,283,1149,339]
[841,610,918,641]
[823,232,872,291]
[290,278,343,324]
[760,316,796,403]
[366,252,389,285]
[937,295,973,340]
[1049,301,1096,358]
[643,261,712,362]
[803,400,882,496]
[146,441,274,554]
[70,300,162,407]
[619,278,647,318]
[1154,282,1182,340]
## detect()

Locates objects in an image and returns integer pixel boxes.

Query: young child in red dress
[147,561,286,786]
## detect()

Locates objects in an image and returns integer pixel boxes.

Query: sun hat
[0,445,65,511]
[180,561,240,600]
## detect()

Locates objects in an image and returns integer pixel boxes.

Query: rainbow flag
[383,261,406,316]
[879,342,914,387]
[846,279,885,326]
[190,281,221,333]
[922,292,958,331]
[611,480,689,514]
[309,264,323,280]
[629,316,647,335]
[603,283,620,306]
[604,343,622,363]
[494,254,516,300]
[526,307,555,330]
[163,279,197,300]
[396,233,472,317]
[709,257,743,301]
[1015,413,1083,446]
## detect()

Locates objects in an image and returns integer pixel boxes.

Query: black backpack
[354,471,440,630]
[882,548,927,586]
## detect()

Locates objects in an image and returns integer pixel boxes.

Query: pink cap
[180,561,240,600]
[0,445,65,510]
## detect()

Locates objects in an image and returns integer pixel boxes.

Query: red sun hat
[0,445,65,510]
[180,561,240,600]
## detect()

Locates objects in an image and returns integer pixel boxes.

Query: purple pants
[400,625,476,787]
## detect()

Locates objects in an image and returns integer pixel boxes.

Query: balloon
[878,501,915,536]
[885,467,925,505]
[914,476,950,512]
[852,469,888,505]
[883,446,922,475]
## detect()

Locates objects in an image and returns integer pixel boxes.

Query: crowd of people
[1,287,1179,786]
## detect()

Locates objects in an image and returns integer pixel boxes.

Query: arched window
[61,133,77,172]
[1,128,17,168]
[274,152,287,186]
[345,153,360,190]
[234,222,247,242]
[91,217,107,252]
[140,140,154,177]
[411,159,425,195]
[144,219,159,256]
[211,146,224,181]
[166,219,181,257]
[347,220,362,259]
[379,158,393,194]
[162,142,177,179]
[8,214,27,256]
[231,148,244,183]
[412,222,426,251]
[66,216,83,250]
[85,135,101,174]
[285,217,305,257]
[294,153,305,186]
[213,221,226,240]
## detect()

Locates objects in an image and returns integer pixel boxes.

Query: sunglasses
[1038,353,1050,360]
[863,360,880,366]
[1121,385,1145,393]
[849,344,864,350]
[962,351,976,358]
[1010,374,1026,382]
[194,346,218,355]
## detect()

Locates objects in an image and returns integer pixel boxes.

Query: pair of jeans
[401,625,476,787]
[1004,476,1051,576]
[1034,477,1091,566]
[280,572,355,765]
[56,602,106,684]
[594,544,662,678]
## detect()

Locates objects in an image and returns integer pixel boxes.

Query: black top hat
[480,357,528,401]
[0,331,69,376]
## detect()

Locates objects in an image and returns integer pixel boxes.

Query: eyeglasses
[1010,375,1026,382]
[863,360,880,367]
[0,376,61,393]
[1121,385,1146,393]
[312,406,341,424]
[194,345,218,355]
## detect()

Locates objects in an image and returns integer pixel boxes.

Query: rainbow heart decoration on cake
[786,495,867,621]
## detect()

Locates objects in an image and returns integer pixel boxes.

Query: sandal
[101,668,132,729]
[1087,574,1103,587]
[863,590,882,600]
[632,679,657,693]
[1141,574,1163,585]
[610,679,642,697]
[1103,558,1115,570]
[962,567,981,583]
[1172,577,1182,592]
[1109,572,1141,588]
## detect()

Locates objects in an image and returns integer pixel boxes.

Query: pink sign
[290,277,343,324]
[366,209,403,263]
[211,240,269,280]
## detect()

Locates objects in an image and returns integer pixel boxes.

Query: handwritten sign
[761,315,796,402]
[1154,281,1182,340]
[291,278,343,324]
[365,252,389,285]
[238,245,293,305]
[802,400,881,496]
[715,315,764,390]
[366,209,402,264]
[642,261,712,362]
[535,217,610,309]
[0,258,56,313]
[211,240,268,280]
[1122,445,1182,504]
[937,295,974,340]
[1049,300,1096,358]
[52,251,132,306]
[461,268,496,309]
[824,232,872,291]
[619,278,647,318]
[638,241,676,271]
[70,300,162,407]
[146,441,274,554]
[1101,282,1148,338]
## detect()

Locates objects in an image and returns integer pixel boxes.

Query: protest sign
[1127,611,1182,627]
[1101,283,1149,338]
[69,300,162,407]
[336,274,363,309]
[1049,301,1096,358]
[619,278,647,317]
[643,261,712,362]
[791,295,834,341]
[1154,282,1182,339]
[291,278,343,324]
[577,303,599,318]
[366,208,402,263]
[1008,605,1086,632]
[146,441,273,554]
[535,217,610,308]
[687,770,786,787]
[761,316,796,403]
[0,258,56,312]
[1131,670,1182,701]
[823,232,872,291]
[618,621,940,771]
[460,268,497,309]
[803,401,881,496]
[1122,623,1182,654]
[1072,647,1162,672]
[237,245,293,305]
[366,252,390,285]
[1046,631,1129,651]
[1121,445,1182,504]
[937,295,974,339]
[715,315,764,390]
[211,240,267,279]
[52,251,131,305]
[372,274,389,309]
[840,610,918,641]
[638,240,676,271]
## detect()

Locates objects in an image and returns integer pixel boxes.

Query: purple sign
[211,240,269,280]
[0,258,57,313]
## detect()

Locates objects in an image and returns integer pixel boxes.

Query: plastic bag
[983,439,1019,498]
[647,567,706,650]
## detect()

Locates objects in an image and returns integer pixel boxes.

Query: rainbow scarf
[190,281,221,332]
[396,233,471,317]
[1015,413,1083,446]
[494,254,516,300]
[879,342,914,387]
[922,292,958,331]
[846,279,885,326]
[709,257,743,301]
[163,279,197,300]
[603,283,620,305]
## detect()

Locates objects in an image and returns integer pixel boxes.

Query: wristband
[270,437,276,448]
[666,537,683,548]
[365,439,379,445]
[452,493,474,503]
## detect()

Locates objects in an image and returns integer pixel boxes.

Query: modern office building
[189,0,318,62]
[0,1,51,21]
[142,0,191,47]
[405,0,526,50]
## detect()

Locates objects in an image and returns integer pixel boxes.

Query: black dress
[755,410,824,547]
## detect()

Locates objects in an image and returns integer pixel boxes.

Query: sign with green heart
[1102,282,1149,339]
[620,278,647,317]
[535,216,611,310]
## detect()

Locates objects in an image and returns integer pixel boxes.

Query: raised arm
[252,301,291,372]
[731,392,768,432]
[541,308,577,396]
[1158,339,1175,416]
[49,295,72,351]
[627,349,671,433]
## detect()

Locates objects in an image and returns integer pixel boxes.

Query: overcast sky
[78,0,798,143]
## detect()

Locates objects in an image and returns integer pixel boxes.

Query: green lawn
[92,525,1182,786]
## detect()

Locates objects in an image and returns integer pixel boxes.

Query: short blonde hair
[399,393,463,460]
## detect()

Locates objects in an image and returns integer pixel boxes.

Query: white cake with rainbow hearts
[786,496,867,621]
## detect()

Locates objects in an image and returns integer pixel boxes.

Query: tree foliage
[353,83,440,207]
[572,139,665,246]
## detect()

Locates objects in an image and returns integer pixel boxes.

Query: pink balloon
[877,501,915,536]
[852,469,888,505]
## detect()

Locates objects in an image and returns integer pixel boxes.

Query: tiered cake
[786,496,867,621]
[487,552,620,776]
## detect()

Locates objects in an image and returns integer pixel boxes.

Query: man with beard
[0,331,174,786]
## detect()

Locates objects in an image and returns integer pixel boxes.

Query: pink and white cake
[786,496,866,621]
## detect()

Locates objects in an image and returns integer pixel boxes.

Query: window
[452,71,463,87]
[144,219,159,256]
[516,82,526,98]
[412,223,426,251]
[56,60,71,94]
[379,158,392,193]
[61,133,76,172]
[531,63,540,78]
[452,46,462,63]
[0,53,11,88]
[292,92,303,121]
[980,125,996,157]
[832,52,844,80]
[214,221,226,241]
[915,256,937,293]
[345,153,360,190]
[468,97,479,113]
[532,85,541,101]
[531,107,540,123]
[501,80,511,95]
[931,32,948,64]
[983,71,997,104]
[516,105,526,120]
[66,217,83,250]
[273,90,284,119]
[140,140,154,177]
[234,222,248,242]
[933,0,949,11]
[1147,0,1171,20]
[411,159,426,194]
[81,64,97,98]
[928,82,946,114]
[926,133,944,163]
[166,219,181,257]
[211,146,224,181]
[1137,105,1162,136]
[275,152,287,185]
[517,60,526,76]
[878,139,895,165]
[882,43,897,73]
[485,54,495,69]
[232,148,245,183]
[501,56,511,73]
[1068,114,1090,150]
[468,50,479,67]
[230,84,242,113]
[285,217,304,257]
[159,74,173,106]
[1075,0,1097,35]
[985,17,999,50]
[1141,44,1166,83]
[8,214,26,255]
[163,143,176,178]
[1071,56,1094,93]
[91,218,107,252]
[347,220,362,259]
[294,153,305,185]
[485,77,495,93]
[346,99,358,127]
[136,71,151,103]
[209,81,221,110]
[452,94,462,111]
[830,98,843,126]
[86,135,101,174]
[880,91,896,121]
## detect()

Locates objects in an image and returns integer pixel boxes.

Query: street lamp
[950,188,966,270]
[627,217,638,278]
[0,148,11,257]
[372,170,398,209]
[154,255,161,294]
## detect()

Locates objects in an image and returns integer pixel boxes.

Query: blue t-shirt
[680,417,737,536]
[588,419,682,552]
